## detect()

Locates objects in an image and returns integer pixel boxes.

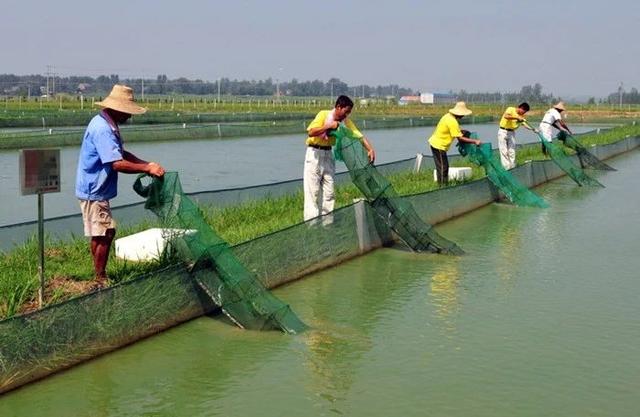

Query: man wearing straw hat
[428,101,481,185]
[75,84,165,289]
[538,101,573,154]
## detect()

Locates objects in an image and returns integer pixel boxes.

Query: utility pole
[46,65,51,100]
[141,78,145,100]
[618,82,623,108]
[276,67,283,100]
[217,78,221,103]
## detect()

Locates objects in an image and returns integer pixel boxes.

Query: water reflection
[428,256,461,335]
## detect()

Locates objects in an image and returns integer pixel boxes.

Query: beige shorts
[79,200,116,237]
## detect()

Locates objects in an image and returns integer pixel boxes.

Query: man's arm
[308,121,339,137]
[361,136,376,163]
[112,151,164,176]
[558,120,573,134]
[503,113,525,121]
[457,134,481,146]
[503,109,528,128]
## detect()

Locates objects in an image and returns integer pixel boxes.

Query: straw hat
[553,101,566,111]
[449,101,473,117]
[96,84,147,115]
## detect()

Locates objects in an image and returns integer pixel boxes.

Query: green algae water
[1,150,639,417]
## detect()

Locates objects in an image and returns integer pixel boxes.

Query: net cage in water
[535,131,604,187]
[457,135,548,208]
[332,124,463,255]
[557,131,616,171]
[133,172,307,334]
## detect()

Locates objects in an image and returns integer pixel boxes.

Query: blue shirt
[75,113,123,201]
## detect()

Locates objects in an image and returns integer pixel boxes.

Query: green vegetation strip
[1,124,639,320]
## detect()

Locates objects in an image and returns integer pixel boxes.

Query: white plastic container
[115,228,196,261]
[433,167,473,182]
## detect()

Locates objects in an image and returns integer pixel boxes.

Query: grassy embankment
[1,124,639,319]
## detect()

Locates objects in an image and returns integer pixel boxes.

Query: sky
[2,0,639,98]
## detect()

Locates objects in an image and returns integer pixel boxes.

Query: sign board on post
[19,148,61,308]
[20,148,61,195]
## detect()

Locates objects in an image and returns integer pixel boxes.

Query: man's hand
[147,162,165,177]
[325,121,339,130]
[474,140,481,146]
[367,148,376,163]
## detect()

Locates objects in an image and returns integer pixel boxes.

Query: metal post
[413,153,423,173]
[37,193,45,307]
[353,199,372,253]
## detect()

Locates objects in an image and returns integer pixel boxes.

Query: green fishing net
[457,136,549,208]
[332,124,463,255]
[133,172,307,334]
[557,131,616,171]
[535,132,604,187]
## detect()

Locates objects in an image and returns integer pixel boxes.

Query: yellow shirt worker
[497,102,531,170]
[306,111,363,147]
[428,102,480,185]
[303,95,376,222]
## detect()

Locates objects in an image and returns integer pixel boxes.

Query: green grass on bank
[1,123,639,320]
[204,168,484,245]
[0,167,479,319]
[0,223,176,318]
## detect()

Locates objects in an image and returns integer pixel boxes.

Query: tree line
[452,83,556,104]
[0,74,413,98]
[7,73,632,105]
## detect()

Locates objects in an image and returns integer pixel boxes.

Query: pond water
[0,123,607,225]
[1,149,637,417]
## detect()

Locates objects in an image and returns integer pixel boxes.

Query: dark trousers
[431,146,449,185]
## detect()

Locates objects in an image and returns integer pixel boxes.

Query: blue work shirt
[75,113,123,201]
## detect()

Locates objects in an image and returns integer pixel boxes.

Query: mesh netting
[558,132,617,171]
[535,131,604,187]
[0,263,212,393]
[457,137,548,208]
[332,124,463,255]
[133,172,307,334]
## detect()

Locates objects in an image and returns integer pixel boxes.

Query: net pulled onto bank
[133,172,307,334]
[558,131,616,171]
[534,131,604,187]
[332,125,463,255]
[457,138,549,208]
